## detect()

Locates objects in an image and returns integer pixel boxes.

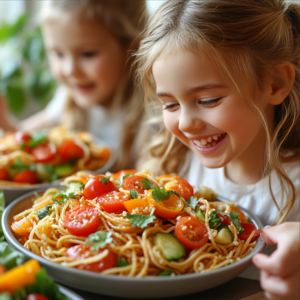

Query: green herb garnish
[129,189,138,199]
[85,231,113,252]
[127,208,157,228]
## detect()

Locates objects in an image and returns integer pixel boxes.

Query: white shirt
[182,151,300,279]
[45,87,124,151]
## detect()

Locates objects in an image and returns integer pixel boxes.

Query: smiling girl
[136,0,300,299]
[0,1,147,171]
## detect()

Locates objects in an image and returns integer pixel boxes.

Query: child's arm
[0,95,16,131]
[252,223,300,300]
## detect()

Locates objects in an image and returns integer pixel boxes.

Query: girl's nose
[178,107,205,133]
[61,56,81,77]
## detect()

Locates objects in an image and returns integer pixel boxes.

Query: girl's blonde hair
[136,0,300,224]
[40,0,147,171]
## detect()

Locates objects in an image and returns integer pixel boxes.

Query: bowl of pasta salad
[0,126,113,205]
[2,170,265,298]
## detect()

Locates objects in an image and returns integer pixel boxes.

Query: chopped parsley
[28,131,47,148]
[209,211,222,229]
[52,191,76,204]
[119,173,132,186]
[141,178,158,190]
[85,231,113,252]
[129,189,138,199]
[126,208,157,228]
[216,209,244,234]
[151,188,180,203]
[182,196,199,210]
[117,257,130,267]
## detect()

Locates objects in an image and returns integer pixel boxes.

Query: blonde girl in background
[135,0,300,299]
[0,0,147,171]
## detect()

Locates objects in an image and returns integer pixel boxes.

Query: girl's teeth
[207,137,212,142]
[213,135,218,140]
[201,139,207,146]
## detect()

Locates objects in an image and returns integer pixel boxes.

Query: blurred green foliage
[0,14,56,116]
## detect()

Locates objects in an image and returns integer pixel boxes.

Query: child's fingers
[260,270,300,300]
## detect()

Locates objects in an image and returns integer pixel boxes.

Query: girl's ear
[269,63,295,105]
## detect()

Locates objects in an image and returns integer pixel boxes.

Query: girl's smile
[153,50,273,178]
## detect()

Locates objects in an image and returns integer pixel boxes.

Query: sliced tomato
[66,245,117,273]
[216,212,231,225]
[122,175,159,194]
[175,216,209,249]
[111,169,137,180]
[30,142,56,163]
[0,167,9,181]
[13,170,38,184]
[64,205,99,236]
[146,189,184,219]
[26,294,50,300]
[124,199,150,214]
[96,191,130,213]
[238,223,261,243]
[11,217,33,236]
[230,206,248,223]
[165,178,194,201]
[83,175,118,200]
[59,140,84,161]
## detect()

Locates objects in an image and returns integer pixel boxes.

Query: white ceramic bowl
[2,192,265,299]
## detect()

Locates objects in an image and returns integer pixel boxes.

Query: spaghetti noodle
[11,170,260,277]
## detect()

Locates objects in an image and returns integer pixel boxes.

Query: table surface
[62,277,266,300]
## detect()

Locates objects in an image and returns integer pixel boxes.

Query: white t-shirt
[45,87,124,151]
[182,151,300,279]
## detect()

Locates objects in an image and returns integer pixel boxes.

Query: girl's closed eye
[81,51,98,58]
[198,97,222,107]
[162,103,179,111]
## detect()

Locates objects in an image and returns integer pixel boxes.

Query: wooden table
[64,277,266,300]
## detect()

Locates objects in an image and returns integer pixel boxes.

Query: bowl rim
[58,285,85,300]
[2,190,265,283]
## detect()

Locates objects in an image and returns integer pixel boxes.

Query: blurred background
[0,0,166,121]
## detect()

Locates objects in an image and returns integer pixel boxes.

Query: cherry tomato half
[66,245,117,273]
[238,223,261,243]
[216,212,231,226]
[175,216,209,249]
[146,189,184,219]
[111,169,137,180]
[0,167,9,181]
[83,175,118,200]
[26,294,49,300]
[13,170,38,184]
[165,178,194,201]
[59,140,84,161]
[96,191,130,213]
[122,175,159,194]
[30,142,56,163]
[64,205,99,236]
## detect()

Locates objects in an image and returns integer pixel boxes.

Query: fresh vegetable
[146,189,184,219]
[30,142,56,163]
[96,191,130,213]
[112,169,137,180]
[85,231,112,252]
[36,206,53,220]
[216,211,231,225]
[59,140,84,161]
[165,178,194,201]
[0,259,40,293]
[214,224,233,245]
[153,232,185,261]
[11,218,33,236]
[64,205,99,237]
[122,176,158,194]
[54,165,73,178]
[83,175,118,200]
[12,171,37,184]
[124,199,150,214]
[126,209,157,228]
[238,223,261,243]
[26,294,49,300]
[209,211,222,229]
[230,206,248,223]
[68,182,84,193]
[195,207,205,222]
[66,245,117,273]
[175,216,209,249]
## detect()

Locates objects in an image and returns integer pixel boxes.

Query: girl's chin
[194,153,228,169]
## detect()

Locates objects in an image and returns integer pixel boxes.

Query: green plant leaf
[85,231,113,252]
[126,209,157,228]
[6,85,26,114]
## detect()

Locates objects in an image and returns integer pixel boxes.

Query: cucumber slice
[54,165,73,178]
[214,224,233,245]
[35,163,52,181]
[69,182,84,193]
[195,207,205,222]
[153,232,185,261]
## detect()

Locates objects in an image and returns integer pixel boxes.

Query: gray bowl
[2,192,265,299]
[59,285,85,300]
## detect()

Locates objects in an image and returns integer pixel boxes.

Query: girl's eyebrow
[156,83,226,98]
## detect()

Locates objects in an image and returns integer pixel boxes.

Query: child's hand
[252,222,300,300]
[0,94,16,131]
